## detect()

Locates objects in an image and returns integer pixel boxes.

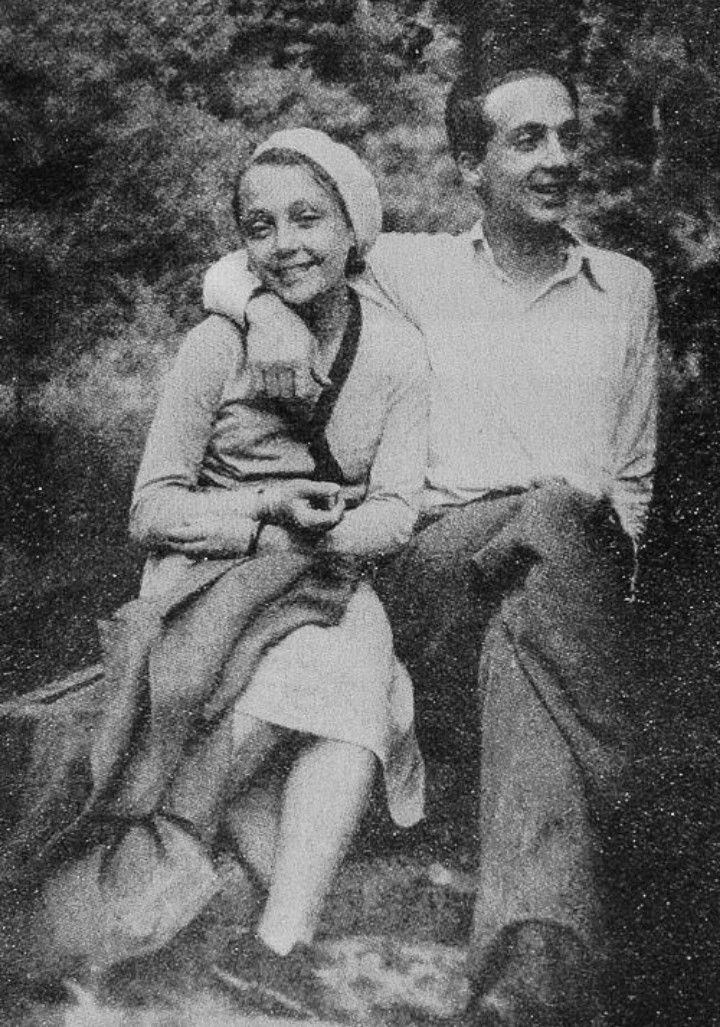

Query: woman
[2,129,427,1016]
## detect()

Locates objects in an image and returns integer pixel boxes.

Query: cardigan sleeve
[130,316,263,557]
[321,318,429,558]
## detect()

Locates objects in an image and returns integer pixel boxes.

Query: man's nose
[544,131,573,167]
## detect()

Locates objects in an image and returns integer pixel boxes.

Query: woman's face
[237,162,355,307]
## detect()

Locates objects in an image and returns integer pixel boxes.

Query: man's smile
[527,177,572,205]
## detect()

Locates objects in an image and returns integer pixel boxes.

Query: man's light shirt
[358,223,658,542]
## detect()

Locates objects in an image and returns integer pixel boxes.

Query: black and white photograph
[1,2,719,1025]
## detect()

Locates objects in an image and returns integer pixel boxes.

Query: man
[204,66,658,1026]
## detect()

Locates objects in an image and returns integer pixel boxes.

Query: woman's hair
[232,148,366,276]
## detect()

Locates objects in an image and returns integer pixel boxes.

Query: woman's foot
[211,932,327,1020]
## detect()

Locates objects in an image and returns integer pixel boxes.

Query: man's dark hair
[445,67,580,162]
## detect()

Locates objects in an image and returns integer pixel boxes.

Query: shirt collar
[468,219,606,293]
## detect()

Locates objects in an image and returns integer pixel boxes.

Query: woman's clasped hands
[256,478,346,552]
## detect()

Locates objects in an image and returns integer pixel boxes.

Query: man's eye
[560,127,581,151]
[513,133,541,152]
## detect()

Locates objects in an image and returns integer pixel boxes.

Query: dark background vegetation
[1,1,720,1023]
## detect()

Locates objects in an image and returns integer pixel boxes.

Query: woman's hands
[258,479,345,534]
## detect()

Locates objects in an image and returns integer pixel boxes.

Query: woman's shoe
[211,932,327,1020]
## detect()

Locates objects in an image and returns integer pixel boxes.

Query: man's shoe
[461,922,600,1027]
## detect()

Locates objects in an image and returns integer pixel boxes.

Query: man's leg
[468,484,636,1024]
[376,485,637,1025]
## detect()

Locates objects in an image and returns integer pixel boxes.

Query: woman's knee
[230,711,283,756]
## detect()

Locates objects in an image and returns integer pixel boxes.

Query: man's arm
[202,235,428,326]
[611,268,660,543]
[202,250,259,322]
[202,235,430,400]
[203,252,322,402]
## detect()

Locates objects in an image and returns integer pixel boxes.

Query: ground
[4,721,718,1027]
[7,855,475,1027]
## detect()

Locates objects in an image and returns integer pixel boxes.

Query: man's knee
[520,481,611,544]
[499,482,633,589]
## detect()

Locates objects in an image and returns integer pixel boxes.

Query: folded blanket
[1,550,358,895]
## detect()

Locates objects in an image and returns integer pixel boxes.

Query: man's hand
[246,293,323,403]
[530,474,608,502]
[255,524,309,554]
[259,479,346,534]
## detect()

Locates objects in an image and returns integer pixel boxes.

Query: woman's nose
[273,220,300,253]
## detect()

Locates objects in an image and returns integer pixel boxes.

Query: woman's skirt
[234,581,425,827]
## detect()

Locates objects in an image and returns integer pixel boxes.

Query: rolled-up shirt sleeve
[130,317,262,557]
[611,269,659,542]
[203,251,259,324]
[202,239,425,330]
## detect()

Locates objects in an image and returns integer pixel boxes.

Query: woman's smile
[273,259,320,283]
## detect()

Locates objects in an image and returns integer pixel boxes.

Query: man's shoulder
[581,241,655,295]
[372,229,468,262]
[357,294,428,373]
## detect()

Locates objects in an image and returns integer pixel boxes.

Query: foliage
[0,0,457,402]
[3,0,720,402]
[3,0,720,630]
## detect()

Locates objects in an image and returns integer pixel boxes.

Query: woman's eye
[244,222,272,240]
[294,212,322,228]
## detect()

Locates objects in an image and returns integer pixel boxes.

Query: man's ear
[456,151,484,192]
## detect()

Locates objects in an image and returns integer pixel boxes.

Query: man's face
[471,75,580,230]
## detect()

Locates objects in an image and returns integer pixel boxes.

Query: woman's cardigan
[131,296,429,596]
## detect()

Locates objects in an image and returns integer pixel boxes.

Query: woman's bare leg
[172,717,376,954]
[258,738,376,954]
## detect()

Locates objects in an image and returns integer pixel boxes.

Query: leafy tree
[3,0,720,642]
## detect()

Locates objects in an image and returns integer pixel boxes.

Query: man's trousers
[374,482,638,993]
